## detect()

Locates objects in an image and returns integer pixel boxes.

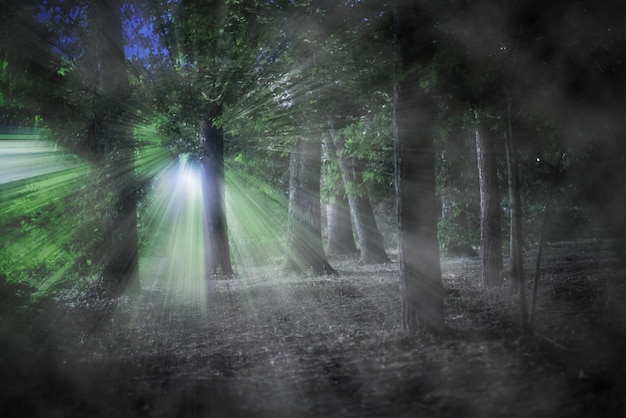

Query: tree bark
[393,2,446,335]
[326,191,358,256]
[284,140,335,274]
[322,137,358,256]
[101,169,140,294]
[93,0,139,295]
[475,112,503,286]
[504,98,530,335]
[201,105,234,277]
[331,131,390,264]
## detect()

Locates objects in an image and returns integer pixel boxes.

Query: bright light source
[176,154,202,195]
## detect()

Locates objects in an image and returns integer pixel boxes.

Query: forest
[1,0,625,416]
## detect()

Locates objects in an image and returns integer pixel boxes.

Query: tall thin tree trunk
[475,112,503,286]
[102,157,140,294]
[201,105,233,277]
[93,0,139,294]
[322,137,358,255]
[393,2,445,335]
[504,98,530,335]
[530,153,563,326]
[331,131,390,264]
[284,140,335,274]
[326,191,358,255]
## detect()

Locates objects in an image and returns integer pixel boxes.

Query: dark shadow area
[1,239,625,417]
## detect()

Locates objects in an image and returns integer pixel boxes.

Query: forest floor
[1,239,626,417]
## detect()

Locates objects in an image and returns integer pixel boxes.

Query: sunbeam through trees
[1,0,626,416]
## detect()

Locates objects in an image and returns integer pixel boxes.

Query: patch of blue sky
[123,7,169,67]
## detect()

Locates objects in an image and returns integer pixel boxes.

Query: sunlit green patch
[224,165,289,275]
[2,125,293,306]
[0,136,78,184]
[0,136,97,296]
[134,124,173,181]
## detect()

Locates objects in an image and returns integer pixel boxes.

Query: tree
[504,98,529,333]
[200,104,233,276]
[331,129,390,264]
[136,0,266,278]
[474,111,503,286]
[259,0,394,260]
[436,123,480,258]
[393,1,446,335]
[322,137,358,256]
[0,0,63,127]
[325,188,358,256]
[90,0,140,294]
[284,139,335,275]
[0,0,146,295]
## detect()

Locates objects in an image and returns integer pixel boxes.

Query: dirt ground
[1,239,625,417]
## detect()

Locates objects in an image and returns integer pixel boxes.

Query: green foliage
[0,162,113,298]
[326,106,394,203]
[130,0,287,161]
[438,219,475,255]
[226,144,291,199]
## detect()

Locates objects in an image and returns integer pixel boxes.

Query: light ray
[224,167,289,276]
[140,155,208,309]
[0,134,95,293]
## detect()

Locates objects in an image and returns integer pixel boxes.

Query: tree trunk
[439,151,477,258]
[284,140,335,274]
[331,131,390,264]
[475,112,503,286]
[326,192,358,255]
[93,0,139,295]
[101,158,140,295]
[201,105,234,277]
[504,98,530,335]
[393,3,446,335]
[322,137,358,256]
